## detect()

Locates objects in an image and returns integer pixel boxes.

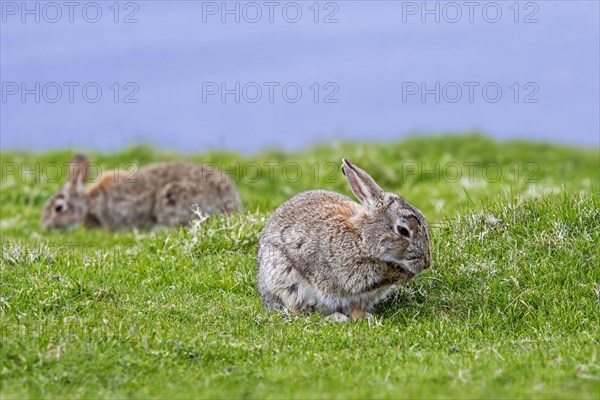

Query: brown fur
[86,171,124,198]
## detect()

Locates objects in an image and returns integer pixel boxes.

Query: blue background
[1,0,598,152]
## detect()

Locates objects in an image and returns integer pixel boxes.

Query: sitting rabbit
[257,159,430,321]
[41,155,241,231]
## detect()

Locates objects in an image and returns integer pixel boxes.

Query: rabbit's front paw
[349,307,374,321]
[325,312,350,323]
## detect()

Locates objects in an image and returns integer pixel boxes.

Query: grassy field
[1,134,599,399]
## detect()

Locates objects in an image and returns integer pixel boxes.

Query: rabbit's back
[87,162,240,230]
[263,189,359,231]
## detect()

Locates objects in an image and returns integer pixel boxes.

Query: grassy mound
[1,135,598,398]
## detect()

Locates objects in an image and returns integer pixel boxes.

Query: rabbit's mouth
[380,255,418,275]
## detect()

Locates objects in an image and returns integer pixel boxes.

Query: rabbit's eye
[397,225,410,238]
[55,204,65,213]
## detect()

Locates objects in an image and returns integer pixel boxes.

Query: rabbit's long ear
[341,159,384,207]
[67,154,89,194]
